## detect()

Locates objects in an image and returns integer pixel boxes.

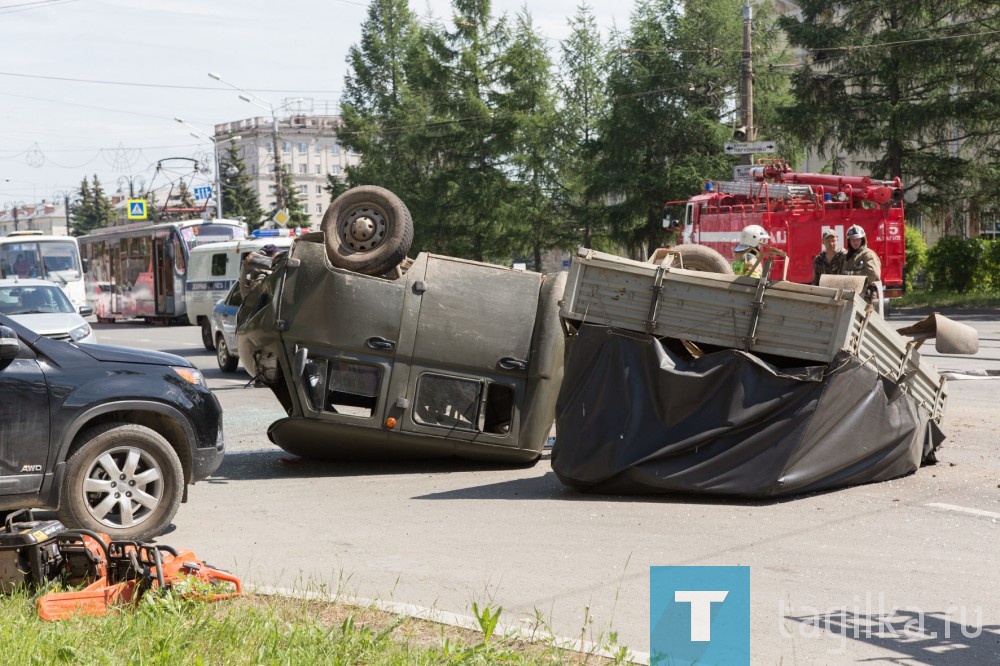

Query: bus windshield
[180,223,246,249]
[0,239,82,282]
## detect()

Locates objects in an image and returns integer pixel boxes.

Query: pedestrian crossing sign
[127,199,148,220]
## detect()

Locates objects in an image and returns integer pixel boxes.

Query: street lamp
[207,72,299,214]
[175,117,236,219]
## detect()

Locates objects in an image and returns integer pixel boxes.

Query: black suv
[0,314,224,541]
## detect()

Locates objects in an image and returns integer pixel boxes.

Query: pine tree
[500,9,564,269]
[70,175,113,235]
[220,141,264,229]
[778,1,1000,225]
[279,168,309,227]
[555,7,610,250]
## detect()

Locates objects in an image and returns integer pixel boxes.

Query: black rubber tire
[669,244,734,274]
[201,320,214,350]
[321,186,414,276]
[57,422,184,542]
[216,333,239,372]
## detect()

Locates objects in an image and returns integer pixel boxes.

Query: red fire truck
[666,160,906,296]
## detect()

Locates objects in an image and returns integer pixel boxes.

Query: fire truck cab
[669,161,906,297]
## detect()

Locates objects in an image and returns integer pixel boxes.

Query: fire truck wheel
[321,186,413,277]
[670,244,734,274]
[58,422,184,543]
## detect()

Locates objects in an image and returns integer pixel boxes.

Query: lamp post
[207,72,303,215]
[174,117,233,219]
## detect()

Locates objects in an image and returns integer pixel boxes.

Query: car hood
[10,312,87,336]
[77,343,190,367]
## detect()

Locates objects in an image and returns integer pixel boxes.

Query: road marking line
[925,503,1000,520]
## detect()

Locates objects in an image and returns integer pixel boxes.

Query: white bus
[0,231,87,310]
[78,218,247,324]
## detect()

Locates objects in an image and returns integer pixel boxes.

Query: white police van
[186,230,297,350]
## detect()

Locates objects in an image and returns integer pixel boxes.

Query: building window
[299,185,308,195]
[268,185,276,194]
[314,143,321,155]
[315,165,322,174]
[298,164,307,174]
[315,185,322,194]
[316,203,323,214]
[282,142,290,153]
[331,144,341,156]
[331,165,341,175]
[298,142,307,153]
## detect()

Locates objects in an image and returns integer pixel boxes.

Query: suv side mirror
[79,305,94,317]
[0,325,20,361]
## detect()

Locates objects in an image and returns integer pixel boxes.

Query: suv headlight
[171,366,208,388]
[68,323,92,342]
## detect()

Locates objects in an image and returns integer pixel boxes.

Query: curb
[249,584,650,665]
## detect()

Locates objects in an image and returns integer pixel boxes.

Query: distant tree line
[336,0,1000,264]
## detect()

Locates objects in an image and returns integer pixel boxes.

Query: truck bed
[560,248,947,421]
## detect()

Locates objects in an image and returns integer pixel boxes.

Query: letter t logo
[674,590,729,641]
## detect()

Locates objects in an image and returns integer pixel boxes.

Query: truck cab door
[0,333,50,497]
[391,255,541,448]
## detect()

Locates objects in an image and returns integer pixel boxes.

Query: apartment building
[212,113,359,229]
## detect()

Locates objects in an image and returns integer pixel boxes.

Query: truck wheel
[669,244,734,274]
[321,186,414,276]
[216,334,239,372]
[57,422,183,542]
[201,320,214,350]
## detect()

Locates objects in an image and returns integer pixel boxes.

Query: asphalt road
[91,311,1000,665]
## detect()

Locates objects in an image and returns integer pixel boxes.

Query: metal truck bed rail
[560,248,947,421]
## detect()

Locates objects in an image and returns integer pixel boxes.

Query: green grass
[891,288,1000,310]
[0,589,634,665]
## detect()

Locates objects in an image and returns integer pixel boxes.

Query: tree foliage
[219,140,264,229]
[778,1,1000,221]
[70,175,113,235]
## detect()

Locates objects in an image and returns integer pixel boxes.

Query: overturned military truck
[552,248,977,497]
[236,186,566,464]
[237,186,977,497]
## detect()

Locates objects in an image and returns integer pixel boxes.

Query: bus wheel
[668,244,734,274]
[201,321,214,350]
[321,186,413,277]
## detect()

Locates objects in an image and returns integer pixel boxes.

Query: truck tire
[669,244,734,274]
[321,186,414,277]
[57,422,184,542]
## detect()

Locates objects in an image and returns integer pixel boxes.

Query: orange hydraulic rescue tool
[36,530,241,621]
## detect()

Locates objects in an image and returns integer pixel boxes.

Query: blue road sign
[193,186,213,201]
[127,199,148,220]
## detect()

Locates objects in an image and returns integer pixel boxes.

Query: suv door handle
[366,336,396,351]
[497,357,527,372]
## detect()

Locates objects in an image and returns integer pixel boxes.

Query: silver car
[0,278,96,344]
[210,282,242,372]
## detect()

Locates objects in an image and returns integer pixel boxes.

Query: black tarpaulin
[552,325,944,498]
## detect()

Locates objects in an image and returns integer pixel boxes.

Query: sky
[0,0,634,209]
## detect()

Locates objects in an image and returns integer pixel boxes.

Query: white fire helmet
[734,224,770,252]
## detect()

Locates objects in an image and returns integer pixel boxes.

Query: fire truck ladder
[710,180,815,200]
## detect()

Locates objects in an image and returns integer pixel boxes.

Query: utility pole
[207,73,298,218]
[740,0,754,166]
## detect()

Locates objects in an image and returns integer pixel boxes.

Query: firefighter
[812,229,846,285]
[732,224,769,278]
[843,224,882,301]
